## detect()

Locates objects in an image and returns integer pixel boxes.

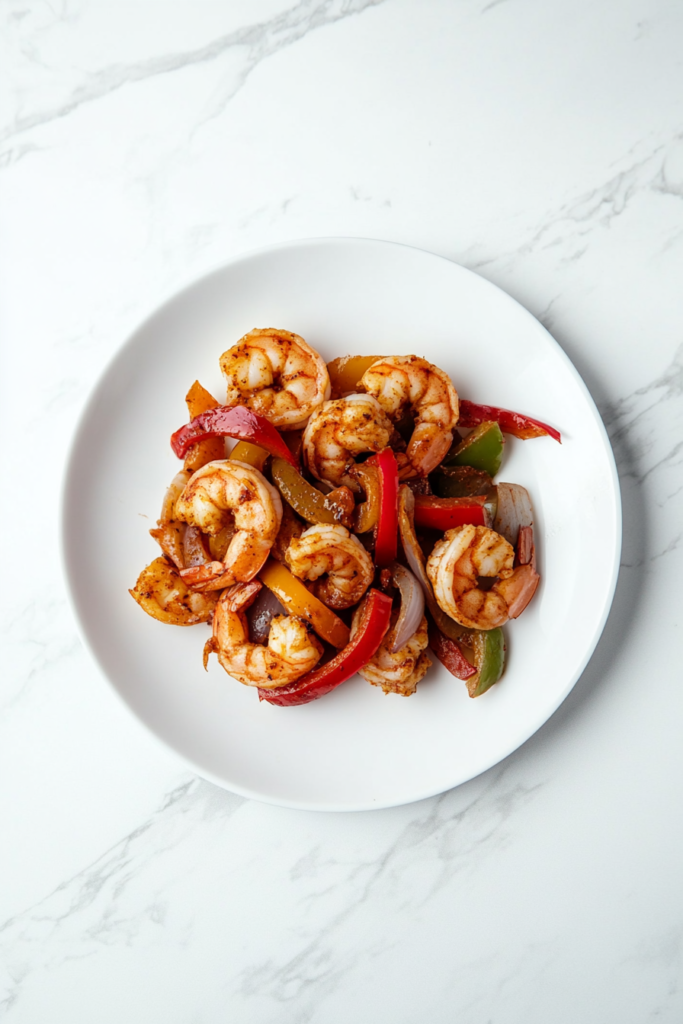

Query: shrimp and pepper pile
[130,328,561,707]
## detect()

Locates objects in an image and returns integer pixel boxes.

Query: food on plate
[302,393,392,490]
[173,460,283,592]
[359,355,460,478]
[203,581,323,688]
[219,328,330,429]
[130,556,218,626]
[352,604,431,697]
[284,523,375,610]
[130,327,561,706]
[426,524,539,631]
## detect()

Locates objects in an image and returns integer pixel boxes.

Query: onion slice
[398,486,430,592]
[247,585,287,645]
[493,482,533,548]
[390,562,425,653]
[397,485,466,643]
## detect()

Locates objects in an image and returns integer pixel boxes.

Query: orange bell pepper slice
[258,560,349,649]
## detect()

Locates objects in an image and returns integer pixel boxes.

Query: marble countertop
[2,1,682,1020]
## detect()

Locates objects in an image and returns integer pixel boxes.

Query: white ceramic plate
[63,238,621,811]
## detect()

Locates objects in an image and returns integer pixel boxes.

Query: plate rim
[61,235,623,811]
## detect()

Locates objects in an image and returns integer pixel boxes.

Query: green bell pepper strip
[444,421,504,477]
[431,465,493,498]
[271,458,338,525]
[465,629,506,697]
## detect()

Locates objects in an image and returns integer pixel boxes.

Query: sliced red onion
[493,482,533,548]
[390,562,425,653]
[398,488,429,591]
[397,484,466,643]
[247,586,287,645]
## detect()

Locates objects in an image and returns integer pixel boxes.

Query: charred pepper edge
[458,399,561,443]
[257,588,393,706]
[171,405,299,468]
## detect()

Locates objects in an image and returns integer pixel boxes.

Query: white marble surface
[2,1,683,1020]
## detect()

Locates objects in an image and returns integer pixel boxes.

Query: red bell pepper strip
[413,495,487,531]
[366,448,399,566]
[258,588,393,706]
[427,622,477,681]
[171,406,298,467]
[458,400,561,443]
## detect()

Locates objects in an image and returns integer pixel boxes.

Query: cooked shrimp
[203,581,323,688]
[426,524,540,630]
[130,556,218,626]
[219,328,330,430]
[360,355,459,477]
[352,608,431,696]
[302,394,393,491]
[284,523,375,610]
[174,460,282,591]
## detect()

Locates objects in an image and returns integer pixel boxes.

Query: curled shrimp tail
[492,563,540,619]
[203,636,219,670]
[360,355,459,477]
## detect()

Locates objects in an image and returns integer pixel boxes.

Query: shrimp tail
[180,561,237,591]
[493,564,540,619]
[203,636,219,670]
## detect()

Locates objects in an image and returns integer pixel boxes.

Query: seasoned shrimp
[426,525,540,630]
[150,470,212,570]
[174,460,282,591]
[285,523,374,610]
[303,394,393,491]
[360,355,459,477]
[130,556,218,626]
[203,581,323,688]
[219,328,330,430]
[352,608,431,696]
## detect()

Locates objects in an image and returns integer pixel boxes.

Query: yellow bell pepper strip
[459,400,561,443]
[327,355,386,397]
[208,523,232,561]
[444,422,505,477]
[258,588,393,706]
[366,447,399,566]
[183,381,225,472]
[351,463,380,533]
[271,457,338,525]
[258,559,349,649]
[171,406,298,468]
[229,440,269,470]
[413,495,487,531]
